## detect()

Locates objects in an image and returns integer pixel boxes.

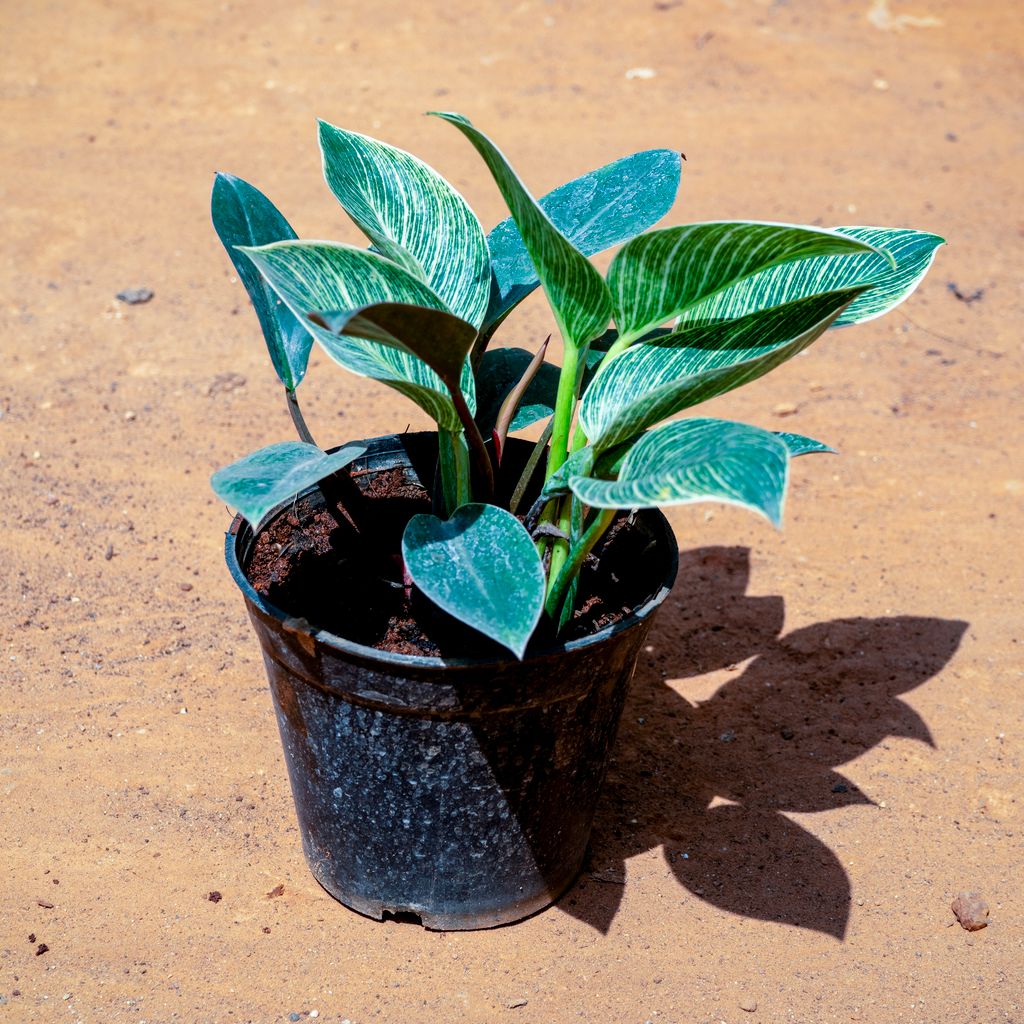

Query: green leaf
[211,441,367,528]
[775,432,836,456]
[608,221,878,343]
[402,504,546,659]
[240,240,469,429]
[540,445,596,502]
[580,287,866,451]
[318,120,491,327]
[676,227,944,328]
[210,173,311,390]
[431,111,612,350]
[570,418,789,526]
[313,302,477,396]
[484,149,682,332]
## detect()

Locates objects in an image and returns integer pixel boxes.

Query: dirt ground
[2,0,1021,1021]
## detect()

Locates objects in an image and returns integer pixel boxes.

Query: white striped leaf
[775,432,835,456]
[313,303,477,400]
[403,504,545,659]
[432,111,612,350]
[580,287,866,451]
[319,120,490,327]
[210,173,310,390]
[240,241,471,429]
[608,221,877,343]
[211,441,366,529]
[676,227,944,328]
[484,148,681,332]
[570,418,789,526]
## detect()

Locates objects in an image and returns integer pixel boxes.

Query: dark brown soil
[244,466,663,657]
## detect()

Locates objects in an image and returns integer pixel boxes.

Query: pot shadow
[558,546,968,938]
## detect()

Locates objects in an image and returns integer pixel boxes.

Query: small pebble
[507,998,529,1008]
[207,891,222,903]
[35,943,49,956]
[116,287,154,304]
[179,582,193,592]
[719,729,736,742]
[780,727,795,740]
[309,1012,319,1019]
[951,891,989,931]
[124,410,136,421]
[772,402,798,417]
[739,996,758,1012]
[288,1014,301,1022]
[625,67,656,79]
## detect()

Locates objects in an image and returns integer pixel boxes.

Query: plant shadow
[558,546,968,938]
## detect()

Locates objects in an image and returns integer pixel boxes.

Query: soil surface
[2,1,1021,1022]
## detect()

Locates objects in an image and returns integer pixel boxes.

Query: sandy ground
[2,0,1022,1021]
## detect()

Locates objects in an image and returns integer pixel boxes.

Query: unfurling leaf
[431,111,612,350]
[318,120,491,327]
[485,149,682,331]
[211,173,311,390]
[211,441,367,528]
[569,419,789,526]
[402,504,546,659]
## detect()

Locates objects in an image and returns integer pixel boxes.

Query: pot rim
[224,437,679,674]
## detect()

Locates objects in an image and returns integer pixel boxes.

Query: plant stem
[448,385,495,504]
[286,388,316,445]
[509,418,553,515]
[438,429,471,514]
[546,342,580,481]
[544,507,617,620]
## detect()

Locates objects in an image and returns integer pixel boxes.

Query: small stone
[37,899,55,909]
[625,67,657,79]
[288,1014,301,1022]
[207,371,247,397]
[267,884,285,898]
[207,891,222,903]
[772,402,798,417]
[739,996,758,1012]
[105,544,114,561]
[507,998,529,1008]
[35,943,49,956]
[116,287,154,305]
[179,582,193,592]
[719,729,736,742]
[951,891,989,931]
[309,1012,319,1019]
[44,494,59,506]
[780,727,795,740]
[124,410,136,421]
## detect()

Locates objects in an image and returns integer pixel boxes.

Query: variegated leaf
[676,227,944,328]
[240,241,470,429]
[580,288,866,450]
[485,148,682,332]
[318,121,491,327]
[608,221,877,343]
[570,418,789,526]
[211,441,366,528]
[403,504,545,659]
[431,111,612,350]
[775,432,836,456]
[210,173,311,390]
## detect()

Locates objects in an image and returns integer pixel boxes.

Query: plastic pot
[225,433,678,930]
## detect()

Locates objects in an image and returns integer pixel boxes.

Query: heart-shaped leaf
[240,241,471,429]
[319,121,491,327]
[570,418,789,526]
[775,432,836,456]
[580,287,867,451]
[431,111,612,351]
[211,441,367,528]
[210,173,311,390]
[608,221,878,345]
[484,148,682,332]
[675,227,944,328]
[402,504,545,659]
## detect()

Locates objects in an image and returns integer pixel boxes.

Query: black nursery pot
[225,433,678,930]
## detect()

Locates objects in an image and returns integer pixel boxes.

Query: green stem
[438,429,471,514]
[546,342,580,482]
[544,507,617,620]
[286,388,316,445]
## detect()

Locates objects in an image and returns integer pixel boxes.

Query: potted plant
[210,112,942,929]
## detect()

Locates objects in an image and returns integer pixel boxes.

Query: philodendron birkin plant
[211,113,942,659]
